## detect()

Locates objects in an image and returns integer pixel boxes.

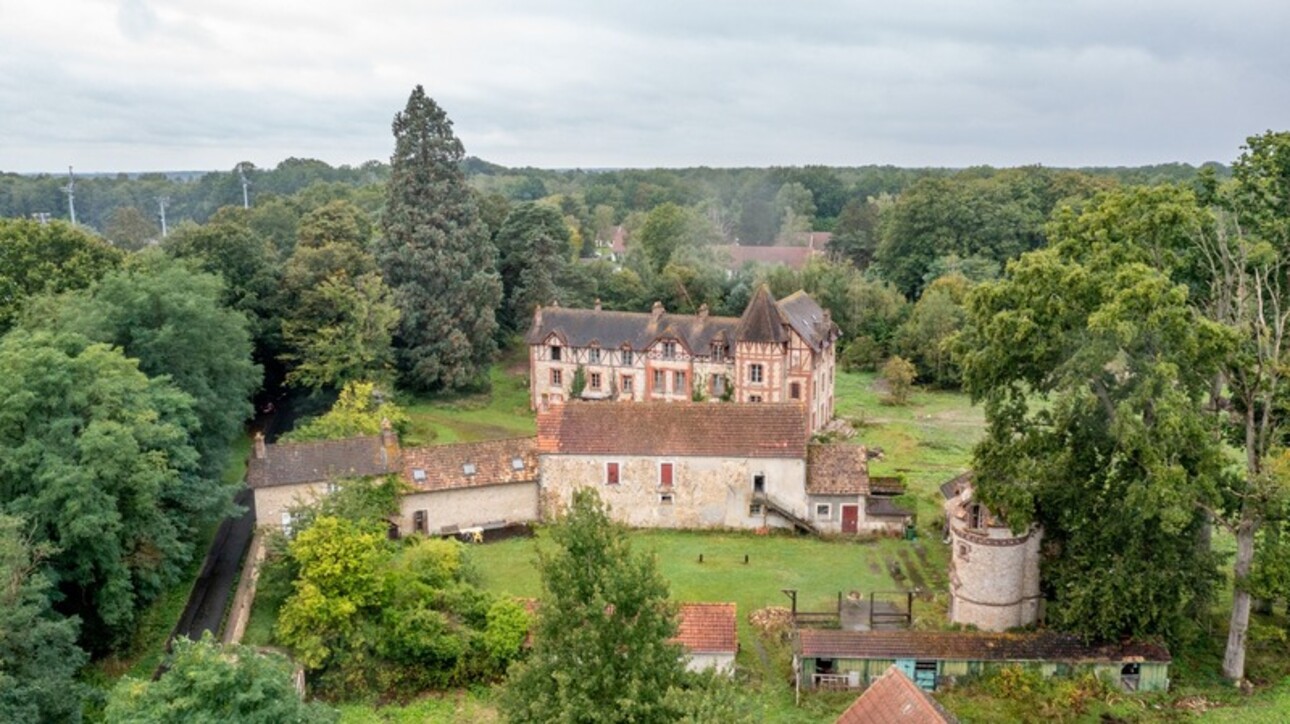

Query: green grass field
[400,361,535,446]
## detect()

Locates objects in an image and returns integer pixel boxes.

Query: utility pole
[31,212,51,225]
[157,196,170,237]
[238,164,250,209]
[62,166,77,225]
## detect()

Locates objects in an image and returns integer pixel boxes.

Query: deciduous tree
[0,218,122,332]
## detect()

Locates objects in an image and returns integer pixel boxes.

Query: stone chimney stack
[651,300,664,322]
[380,417,399,464]
[534,304,543,327]
[253,431,267,460]
[697,303,709,321]
[594,298,602,311]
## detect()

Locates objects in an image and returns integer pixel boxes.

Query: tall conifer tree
[376,86,502,390]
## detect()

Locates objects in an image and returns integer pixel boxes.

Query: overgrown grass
[335,690,499,723]
[400,364,535,446]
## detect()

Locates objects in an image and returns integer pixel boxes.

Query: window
[281,511,293,537]
[412,468,427,483]
[413,510,426,534]
[622,375,634,393]
[749,503,764,516]
[622,349,634,365]
[958,543,970,560]
[711,343,725,361]
[550,345,561,361]
[750,363,764,383]
[463,463,477,476]
[673,371,686,393]
[662,340,677,359]
[749,394,763,403]
[710,374,724,397]
[590,372,602,389]
[606,462,620,485]
[970,504,985,529]
[790,382,802,400]
[589,347,601,363]
[815,503,831,519]
[752,473,766,494]
[653,369,665,392]
[659,462,674,487]
[551,368,563,386]
[511,457,525,471]
[660,493,674,504]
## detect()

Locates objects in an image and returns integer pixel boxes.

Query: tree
[375,86,503,391]
[0,330,214,650]
[103,206,160,251]
[880,356,917,406]
[501,489,685,723]
[828,197,882,268]
[0,218,122,332]
[282,381,409,443]
[282,273,400,390]
[956,228,1230,642]
[105,633,338,723]
[495,202,572,331]
[0,514,87,723]
[32,254,261,480]
[896,273,971,387]
[636,202,717,273]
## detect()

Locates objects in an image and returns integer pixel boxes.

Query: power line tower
[157,196,170,237]
[237,163,251,209]
[62,166,77,225]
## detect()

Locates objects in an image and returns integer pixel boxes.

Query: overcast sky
[2,1,1287,173]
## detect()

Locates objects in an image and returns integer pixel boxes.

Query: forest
[1,83,1288,722]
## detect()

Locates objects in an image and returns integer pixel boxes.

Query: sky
[2,1,1288,173]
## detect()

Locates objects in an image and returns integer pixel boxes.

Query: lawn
[399,357,535,446]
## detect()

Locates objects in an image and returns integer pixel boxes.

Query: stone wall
[948,522,1042,631]
[398,482,540,535]
[539,454,807,529]
[252,481,330,533]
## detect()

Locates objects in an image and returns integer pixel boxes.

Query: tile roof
[401,438,538,492]
[836,666,957,724]
[537,401,809,459]
[671,602,738,654]
[870,477,907,496]
[246,436,397,488]
[735,285,788,344]
[797,630,1171,664]
[806,444,870,495]
[717,244,820,270]
[777,290,839,349]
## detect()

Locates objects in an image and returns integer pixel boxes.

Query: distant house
[527,285,839,433]
[671,602,738,674]
[246,426,400,535]
[835,665,957,724]
[397,437,540,537]
[795,630,1171,693]
[716,243,820,272]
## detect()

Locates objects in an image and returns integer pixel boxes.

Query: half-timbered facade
[525,286,840,433]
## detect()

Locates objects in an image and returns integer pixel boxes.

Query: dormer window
[589,347,601,363]
[463,463,477,476]
[711,343,726,361]
[622,349,634,365]
[969,504,985,529]
[661,340,677,359]
[550,345,562,361]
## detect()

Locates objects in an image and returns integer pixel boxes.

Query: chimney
[534,304,543,327]
[253,431,266,460]
[380,417,399,464]
[651,300,664,321]
[697,303,709,321]
[594,298,602,311]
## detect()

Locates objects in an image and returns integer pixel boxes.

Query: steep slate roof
[867,497,913,518]
[836,666,957,724]
[778,290,839,349]
[246,436,397,489]
[671,603,738,655]
[525,307,740,351]
[806,444,870,495]
[735,285,788,344]
[537,402,809,459]
[401,438,538,492]
[797,630,1171,664]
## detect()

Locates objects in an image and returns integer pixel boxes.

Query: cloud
[0,1,1287,171]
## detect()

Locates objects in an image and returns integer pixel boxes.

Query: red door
[841,504,859,533]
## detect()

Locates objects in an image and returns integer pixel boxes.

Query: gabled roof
[735,285,788,344]
[537,402,809,459]
[246,436,398,489]
[401,438,538,492]
[671,603,738,655]
[836,666,957,724]
[524,307,739,351]
[778,290,839,349]
[797,630,1171,664]
[806,444,870,495]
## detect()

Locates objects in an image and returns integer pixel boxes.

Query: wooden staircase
[756,493,818,534]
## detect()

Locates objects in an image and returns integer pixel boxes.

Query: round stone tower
[943,476,1041,631]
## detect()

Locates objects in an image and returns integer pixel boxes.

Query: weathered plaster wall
[252,482,329,532]
[399,482,540,535]
[948,522,1042,631]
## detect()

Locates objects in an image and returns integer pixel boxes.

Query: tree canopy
[0,218,123,332]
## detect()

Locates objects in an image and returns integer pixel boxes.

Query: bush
[880,355,917,405]
[841,335,885,372]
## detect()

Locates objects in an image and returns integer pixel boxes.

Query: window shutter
[607,462,620,485]
[660,462,673,487]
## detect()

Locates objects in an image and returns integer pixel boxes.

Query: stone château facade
[525,286,839,433]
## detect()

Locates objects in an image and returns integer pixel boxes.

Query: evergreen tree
[501,489,685,723]
[376,86,502,391]
[495,202,571,331]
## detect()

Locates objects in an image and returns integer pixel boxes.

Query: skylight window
[511,457,524,471]
[412,468,427,482]
[463,463,477,475]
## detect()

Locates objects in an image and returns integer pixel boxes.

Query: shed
[671,602,738,675]
[836,665,957,723]
[796,630,1170,693]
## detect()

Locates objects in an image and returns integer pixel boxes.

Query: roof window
[463,463,477,476]
[511,457,525,470]
[412,468,427,482]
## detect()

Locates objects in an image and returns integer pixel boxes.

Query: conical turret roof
[736,285,788,344]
